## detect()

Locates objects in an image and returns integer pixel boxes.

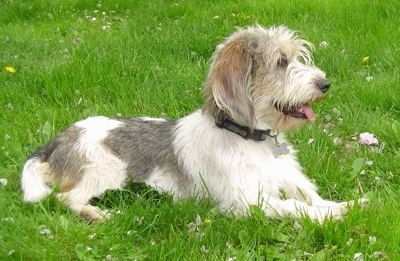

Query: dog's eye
[277,57,288,67]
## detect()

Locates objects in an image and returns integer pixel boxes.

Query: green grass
[1,0,400,259]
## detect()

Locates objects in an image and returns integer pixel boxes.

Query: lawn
[1,0,400,260]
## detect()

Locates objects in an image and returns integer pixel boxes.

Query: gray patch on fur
[103,118,188,187]
[30,126,87,190]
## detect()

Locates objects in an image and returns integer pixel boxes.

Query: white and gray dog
[22,25,365,223]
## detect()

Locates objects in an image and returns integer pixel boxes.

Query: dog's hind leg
[57,191,110,221]
[57,163,128,221]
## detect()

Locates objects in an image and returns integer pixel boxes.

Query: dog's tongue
[302,104,316,123]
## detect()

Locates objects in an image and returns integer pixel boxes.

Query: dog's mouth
[275,103,316,123]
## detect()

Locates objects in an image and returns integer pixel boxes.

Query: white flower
[88,233,96,240]
[332,107,341,117]
[0,178,7,185]
[346,238,353,246]
[333,137,343,145]
[373,251,386,259]
[308,138,314,145]
[359,132,379,145]
[369,235,377,244]
[133,216,144,225]
[354,253,364,261]
[366,76,374,81]
[319,41,329,48]
[366,160,374,166]
[226,242,233,249]
[105,254,112,260]
[40,228,51,235]
[187,214,202,232]
[200,245,209,253]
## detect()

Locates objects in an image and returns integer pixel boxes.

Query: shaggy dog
[21,25,365,223]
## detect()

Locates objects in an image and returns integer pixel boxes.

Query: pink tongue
[302,104,316,123]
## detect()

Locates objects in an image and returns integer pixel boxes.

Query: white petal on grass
[0,178,7,185]
[195,214,202,226]
[188,214,202,232]
[187,222,197,232]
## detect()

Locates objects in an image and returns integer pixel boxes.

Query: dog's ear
[204,40,255,128]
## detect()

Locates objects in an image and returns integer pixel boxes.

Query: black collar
[215,117,272,141]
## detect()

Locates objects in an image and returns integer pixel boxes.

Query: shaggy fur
[21,25,366,222]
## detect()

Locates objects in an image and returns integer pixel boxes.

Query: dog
[21,25,365,223]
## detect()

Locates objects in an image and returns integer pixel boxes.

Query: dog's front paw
[313,198,369,224]
[80,205,111,222]
[347,197,369,208]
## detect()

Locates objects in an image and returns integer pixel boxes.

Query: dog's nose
[317,79,330,93]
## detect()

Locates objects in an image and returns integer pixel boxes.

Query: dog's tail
[21,157,52,202]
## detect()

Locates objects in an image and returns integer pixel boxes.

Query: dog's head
[203,25,329,132]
